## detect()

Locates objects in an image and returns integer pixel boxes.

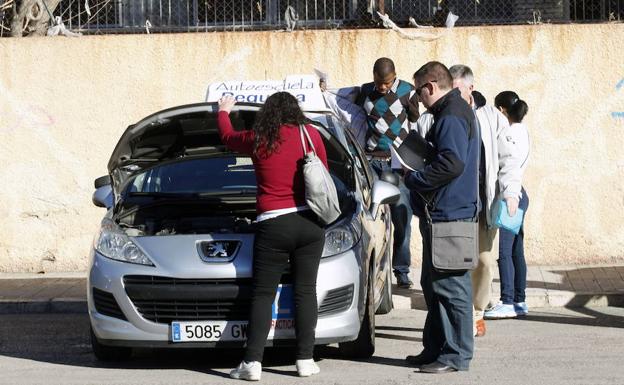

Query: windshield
[124,156,256,196]
[113,105,355,201]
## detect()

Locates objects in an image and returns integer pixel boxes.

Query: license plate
[172,320,248,342]
[171,284,295,343]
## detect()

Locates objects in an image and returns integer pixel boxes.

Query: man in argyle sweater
[356,57,420,288]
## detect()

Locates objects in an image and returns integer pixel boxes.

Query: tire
[90,327,132,361]
[339,268,375,359]
[376,263,393,315]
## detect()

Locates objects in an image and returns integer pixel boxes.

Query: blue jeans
[369,159,412,275]
[418,219,473,370]
[498,188,529,304]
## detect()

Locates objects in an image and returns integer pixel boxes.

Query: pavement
[393,264,624,310]
[3,308,624,385]
[1,265,624,314]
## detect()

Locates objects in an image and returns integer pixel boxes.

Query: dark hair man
[404,61,479,373]
[356,57,420,288]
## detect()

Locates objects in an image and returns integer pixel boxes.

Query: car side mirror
[368,180,401,221]
[94,175,111,189]
[92,175,113,209]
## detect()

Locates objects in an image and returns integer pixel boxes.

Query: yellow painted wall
[1,24,623,272]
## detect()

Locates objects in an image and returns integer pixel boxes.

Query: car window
[344,131,372,205]
[119,108,356,200]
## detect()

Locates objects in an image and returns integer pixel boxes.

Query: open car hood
[108,103,220,173]
[106,102,347,195]
[107,103,226,193]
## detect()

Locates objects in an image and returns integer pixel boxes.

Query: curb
[391,290,624,311]
[1,294,623,315]
[0,299,87,315]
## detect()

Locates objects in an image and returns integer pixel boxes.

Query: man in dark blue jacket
[404,62,480,373]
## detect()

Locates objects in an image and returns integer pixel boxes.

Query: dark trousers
[244,211,325,362]
[418,218,474,371]
[498,188,529,304]
[370,159,412,275]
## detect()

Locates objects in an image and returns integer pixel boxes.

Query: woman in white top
[485,91,531,319]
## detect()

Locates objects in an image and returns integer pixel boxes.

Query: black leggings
[244,210,325,362]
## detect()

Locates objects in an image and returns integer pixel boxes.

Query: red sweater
[217,111,329,214]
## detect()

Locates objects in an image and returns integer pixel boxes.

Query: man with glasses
[404,61,479,373]
[355,57,420,288]
[414,65,514,338]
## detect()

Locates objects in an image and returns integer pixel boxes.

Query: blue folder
[493,199,524,235]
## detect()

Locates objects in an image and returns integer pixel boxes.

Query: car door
[343,129,393,305]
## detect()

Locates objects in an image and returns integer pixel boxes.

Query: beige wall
[1,24,623,272]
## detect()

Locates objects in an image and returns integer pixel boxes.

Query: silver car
[88,102,400,361]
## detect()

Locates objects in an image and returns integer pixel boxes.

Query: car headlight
[94,219,154,266]
[322,217,362,258]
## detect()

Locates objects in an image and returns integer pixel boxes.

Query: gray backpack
[299,125,341,225]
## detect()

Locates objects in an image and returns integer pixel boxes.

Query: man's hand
[505,197,519,217]
[218,95,236,113]
[319,78,327,92]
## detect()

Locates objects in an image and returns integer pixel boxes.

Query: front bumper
[88,246,363,348]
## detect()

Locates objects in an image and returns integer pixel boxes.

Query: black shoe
[405,353,436,367]
[418,361,458,374]
[395,273,413,288]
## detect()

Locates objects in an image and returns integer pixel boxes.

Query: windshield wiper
[198,188,256,197]
[128,189,256,199]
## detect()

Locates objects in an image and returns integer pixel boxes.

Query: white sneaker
[230,360,261,381]
[484,301,517,319]
[296,359,320,377]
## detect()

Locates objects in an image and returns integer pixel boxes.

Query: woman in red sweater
[217,92,328,381]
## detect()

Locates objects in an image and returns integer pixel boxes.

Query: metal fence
[2,0,623,36]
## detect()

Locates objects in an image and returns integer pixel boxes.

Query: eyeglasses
[415,80,437,96]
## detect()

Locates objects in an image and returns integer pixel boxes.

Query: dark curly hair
[253,92,307,157]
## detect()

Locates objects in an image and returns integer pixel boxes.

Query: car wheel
[90,327,132,361]
[375,263,393,315]
[338,267,375,359]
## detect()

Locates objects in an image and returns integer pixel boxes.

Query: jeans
[369,159,412,275]
[498,188,529,304]
[244,211,325,362]
[418,218,474,371]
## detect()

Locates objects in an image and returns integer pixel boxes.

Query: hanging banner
[206,74,329,111]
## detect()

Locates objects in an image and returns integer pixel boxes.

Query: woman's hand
[218,95,236,113]
[505,197,519,217]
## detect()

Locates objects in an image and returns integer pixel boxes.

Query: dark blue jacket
[405,88,480,222]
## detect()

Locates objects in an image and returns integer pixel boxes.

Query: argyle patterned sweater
[356,79,418,152]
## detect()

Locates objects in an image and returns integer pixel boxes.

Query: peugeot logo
[197,241,240,262]
[207,242,228,257]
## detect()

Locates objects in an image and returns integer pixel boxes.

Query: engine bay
[116,202,257,236]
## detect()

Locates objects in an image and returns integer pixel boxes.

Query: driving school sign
[205,75,328,111]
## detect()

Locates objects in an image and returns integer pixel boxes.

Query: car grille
[124,276,351,324]
[123,275,255,324]
[318,284,354,317]
[92,288,127,321]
